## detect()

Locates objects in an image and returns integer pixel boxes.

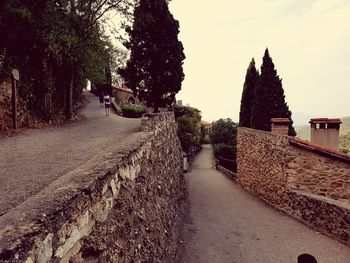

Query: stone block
[38,233,53,263]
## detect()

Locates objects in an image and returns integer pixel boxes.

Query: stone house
[112,84,140,105]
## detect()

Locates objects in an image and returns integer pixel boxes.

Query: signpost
[11,69,19,129]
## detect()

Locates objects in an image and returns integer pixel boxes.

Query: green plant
[251,48,296,136]
[120,104,146,118]
[119,0,185,112]
[212,143,235,158]
[174,105,201,155]
[239,58,259,128]
[210,118,237,145]
[212,143,237,172]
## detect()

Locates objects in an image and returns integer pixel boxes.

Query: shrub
[120,104,146,118]
[211,118,237,145]
[212,143,235,159]
[173,105,202,158]
[212,143,237,172]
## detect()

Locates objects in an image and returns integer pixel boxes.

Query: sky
[168,0,350,124]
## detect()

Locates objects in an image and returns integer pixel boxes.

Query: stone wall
[237,127,350,245]
[216,165,236,181]
[112,87,140,105]
[287,139,350,201]
[289,191,350,243]
[0,112,186,262]
[237,128,291,210]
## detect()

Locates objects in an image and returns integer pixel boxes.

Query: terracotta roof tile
[289,137,350,164]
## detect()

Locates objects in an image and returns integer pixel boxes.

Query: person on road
[99,90,104,107]
[104,94,111,116]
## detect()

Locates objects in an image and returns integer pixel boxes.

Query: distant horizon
[196,111,350,125]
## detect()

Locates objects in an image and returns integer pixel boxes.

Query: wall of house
[237,127,350,245]
[0,112,187,262]
[112,87,140,105]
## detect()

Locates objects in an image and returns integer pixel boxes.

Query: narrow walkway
[0,92,140,216]
[181,144,350,263]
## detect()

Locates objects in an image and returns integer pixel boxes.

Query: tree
[210,118,237,172]
[210,118,237,145]
[251,48,296,136]
[239,58,259,128]
[119,0,185,112]
[0,0,134,120]
[174,105,201,155]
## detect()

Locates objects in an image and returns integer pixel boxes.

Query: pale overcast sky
[168,0,350,124]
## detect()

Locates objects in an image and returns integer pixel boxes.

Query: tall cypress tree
[119,0,185,112]
[239,58,259,128]
[251,48,296,136]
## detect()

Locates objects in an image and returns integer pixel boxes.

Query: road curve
[181,144,350,263]
[0,92,140,216]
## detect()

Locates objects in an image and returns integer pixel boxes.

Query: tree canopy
[239,58,259,128]
[0,0,133,120]
[210,118,237,172]
[119,0,185,112]
[174,105,201,155]
[211,118,237,145]
[251,49,296,136]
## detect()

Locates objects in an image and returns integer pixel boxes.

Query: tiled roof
[309,118,342,124]
[289,137,350,164]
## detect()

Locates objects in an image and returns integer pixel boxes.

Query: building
[201,120,212,144]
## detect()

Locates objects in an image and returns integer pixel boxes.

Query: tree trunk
[65,65,73,119]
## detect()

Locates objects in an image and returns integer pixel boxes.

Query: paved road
[181,144,350,263]
[0,92,140,216]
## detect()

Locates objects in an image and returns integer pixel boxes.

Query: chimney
[271,118,290,136]
[309,118,342,150]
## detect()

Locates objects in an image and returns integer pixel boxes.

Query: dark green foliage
[105,66,112,86]
[211,118,237,145]
[212,143,235,159]
[211,118,237,172]
[119,0,185,112]
[174,105,201,155]
[120,104,146,118]
[239,58,259,128]
[0,0,130,120]
[212,143,236,171]
[251,49,296,136]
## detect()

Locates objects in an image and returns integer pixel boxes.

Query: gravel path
[0,92,140,216]
[181,144,350,263]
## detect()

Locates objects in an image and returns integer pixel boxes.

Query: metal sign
[11,69,19,81]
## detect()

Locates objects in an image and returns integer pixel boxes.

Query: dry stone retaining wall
[237,127,350,245]
[0,112,186,262]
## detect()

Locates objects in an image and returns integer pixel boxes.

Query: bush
[120,104,146,118]
[211,118,237,145]
[174,105,202,156]
[176,115,201,154]
[213,143,237,172]
[212,143,235,159]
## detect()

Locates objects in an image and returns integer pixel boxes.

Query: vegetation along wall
[0,112,187,263]
[237,127,350,246]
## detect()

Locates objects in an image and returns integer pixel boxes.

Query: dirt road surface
[181,144,350,263]
[0,92,140,216]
